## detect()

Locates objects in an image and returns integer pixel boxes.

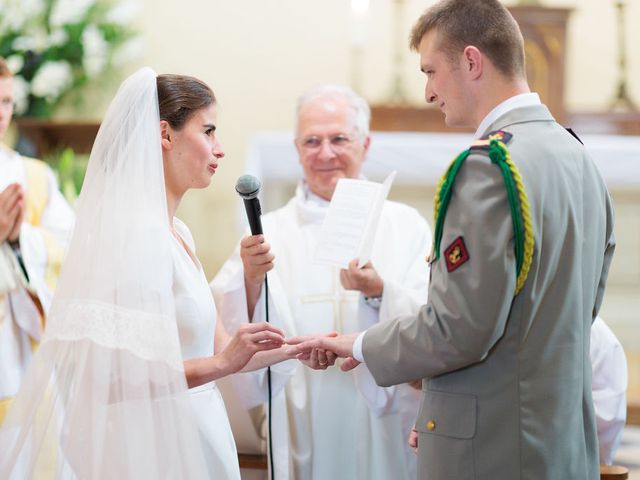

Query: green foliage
[47,147,88,203]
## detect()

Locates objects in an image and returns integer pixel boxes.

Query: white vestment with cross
[213,182,432,480]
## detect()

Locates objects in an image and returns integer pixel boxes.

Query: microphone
[235,174,263,235]
[235,174,275,479]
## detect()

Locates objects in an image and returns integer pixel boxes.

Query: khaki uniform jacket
[362,105,615,480]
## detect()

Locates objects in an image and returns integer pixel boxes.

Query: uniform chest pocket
[415,390,477,479]
[416,390,477,438]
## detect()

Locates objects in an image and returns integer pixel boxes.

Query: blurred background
[2,0,639,474]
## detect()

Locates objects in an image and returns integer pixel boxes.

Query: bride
[0,67,298,479]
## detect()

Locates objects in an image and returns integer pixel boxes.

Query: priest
[212,85,431,480]
[0,57,75,423]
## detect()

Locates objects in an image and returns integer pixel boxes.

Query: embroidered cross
[300,269,359,333]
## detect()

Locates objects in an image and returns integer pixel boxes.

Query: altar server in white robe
[0,57,74,423]
[591,316,627,465]
[212,85,431,480]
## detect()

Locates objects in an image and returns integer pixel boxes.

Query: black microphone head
[235,175,262,200]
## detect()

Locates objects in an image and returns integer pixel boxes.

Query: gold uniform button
[426,420,436,431]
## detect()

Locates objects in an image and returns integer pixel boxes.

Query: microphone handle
[242,194,273,480]
[242,197,263,235]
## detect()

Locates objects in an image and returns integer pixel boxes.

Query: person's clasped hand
[288,332,362,372]
[0,183,24,243]
[286,331,340,370]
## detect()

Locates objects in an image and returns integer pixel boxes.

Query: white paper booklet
[314,171,396,269]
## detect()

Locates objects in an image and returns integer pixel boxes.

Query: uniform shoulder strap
[432,130,535,295]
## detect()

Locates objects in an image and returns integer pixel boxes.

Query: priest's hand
[289,332,362,372]
[240,234,275,318]
[0,183,24,243]
[240,234,274,285]
[340,259,383,298]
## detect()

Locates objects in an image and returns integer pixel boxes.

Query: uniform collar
[474,93,541,139]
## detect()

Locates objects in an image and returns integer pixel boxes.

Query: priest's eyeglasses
[298,133,357,153]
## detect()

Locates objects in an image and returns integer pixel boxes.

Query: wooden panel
[628,401,640,426]
[567,111,640,136]
[369,105,468,133]
[370,105,640,136]
[508,6,572,124]
[238,453,268,470]
[600,464,629,480]
[15,118,100,157]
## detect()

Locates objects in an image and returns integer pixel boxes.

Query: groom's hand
[286,332,338,370]
[288,332,362,371]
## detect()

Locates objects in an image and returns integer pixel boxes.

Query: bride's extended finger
[254,340,285,352]
[252,331,286,345]
[284,335,308,345]
[246,322,284,337]
[286,338,322,351]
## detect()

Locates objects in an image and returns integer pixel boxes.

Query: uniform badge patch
[470,130,513,150]
[444,236,469,272]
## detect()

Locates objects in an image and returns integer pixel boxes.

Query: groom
[293,1,615,479]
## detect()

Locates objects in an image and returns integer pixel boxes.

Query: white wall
[57,0,639,401]
[102,0,638,274]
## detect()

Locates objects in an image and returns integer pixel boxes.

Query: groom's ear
[160,120,172,150]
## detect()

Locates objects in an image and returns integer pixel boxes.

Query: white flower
[12,36,33,52]
[18,0,45,17]
[0,0,46,31]
[12,76,30,115]
[50,0,96,28]
[12,27,49,52]
[105,0,139,24]
[5,55,24,74]
[82,25,108,78]
[30,61,73,101]
[49,29,69,47]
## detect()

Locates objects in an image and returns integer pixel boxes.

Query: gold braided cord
[501,145,535,294]
[433,159,453,224]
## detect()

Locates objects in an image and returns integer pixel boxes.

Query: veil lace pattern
[43,300,183,371]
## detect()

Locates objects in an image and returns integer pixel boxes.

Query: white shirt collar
[474,92,541,139]
[301,180,330,207]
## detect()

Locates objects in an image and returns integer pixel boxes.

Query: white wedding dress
[173,218,241,480]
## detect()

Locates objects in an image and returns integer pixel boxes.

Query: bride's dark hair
[157,74,216,129]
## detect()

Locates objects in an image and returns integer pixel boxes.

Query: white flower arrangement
[0,0,140,117]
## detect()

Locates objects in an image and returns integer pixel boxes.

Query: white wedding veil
[0,68,209,478]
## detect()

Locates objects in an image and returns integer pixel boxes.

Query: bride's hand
[217,322,285,375]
